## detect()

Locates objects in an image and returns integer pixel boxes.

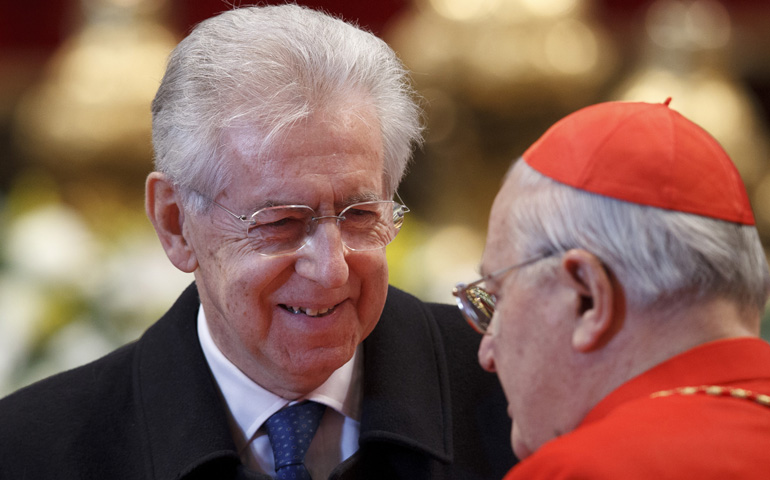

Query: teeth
[284,305,334,317]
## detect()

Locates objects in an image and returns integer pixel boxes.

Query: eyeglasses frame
[203,192,410,257]
[452,253,555,334]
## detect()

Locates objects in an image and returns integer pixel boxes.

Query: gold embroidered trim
[650,385,770,408]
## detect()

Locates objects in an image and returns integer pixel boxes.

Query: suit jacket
[505,337,770,479]
[0,284,516,479]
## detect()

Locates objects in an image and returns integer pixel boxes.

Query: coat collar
[133,284,243,479]
[134,284,453,479]
[359,286,453,463]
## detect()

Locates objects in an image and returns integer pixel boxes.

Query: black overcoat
[0,284,516,479]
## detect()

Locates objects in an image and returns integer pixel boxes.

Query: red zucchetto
[522,99,755,225]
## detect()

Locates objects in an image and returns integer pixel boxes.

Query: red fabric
[504,338,770,479]
[523,100,755,225]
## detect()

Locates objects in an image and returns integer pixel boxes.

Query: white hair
[506,160,770,315]
[151,4,423,210]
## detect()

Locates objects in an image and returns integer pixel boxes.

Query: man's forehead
[481,220,515,276]
[217,124,386,208]
[221,114,382,163]
[481,175,527,274]
[490,175,522,229]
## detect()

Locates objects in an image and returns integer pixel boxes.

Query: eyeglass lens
[246,201,406,255]
[458,285,495,333]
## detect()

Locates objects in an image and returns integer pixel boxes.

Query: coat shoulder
[0,341,144,476]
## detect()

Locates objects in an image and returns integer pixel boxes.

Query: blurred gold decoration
[13,0,176,178]
[10,0,178,239]
[381,0,620,303]
[610,0,770,239]
[380,0,619,305]
[386,0,617,111]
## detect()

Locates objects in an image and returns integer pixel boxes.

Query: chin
[511,425,534,460]
[285,339,356,377]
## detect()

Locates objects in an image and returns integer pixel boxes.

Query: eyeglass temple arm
[394,191,410,212]
[210,198,251,223]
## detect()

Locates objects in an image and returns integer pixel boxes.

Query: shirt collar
[197,305,363,446]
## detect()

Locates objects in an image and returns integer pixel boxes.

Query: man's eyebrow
[344,191,383,204]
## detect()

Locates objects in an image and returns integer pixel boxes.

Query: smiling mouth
[280,304,338,317]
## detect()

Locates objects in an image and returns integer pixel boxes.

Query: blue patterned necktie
[265,401,327,480]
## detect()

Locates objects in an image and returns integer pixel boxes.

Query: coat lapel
[134,284,247,479]
[358,286,453,463]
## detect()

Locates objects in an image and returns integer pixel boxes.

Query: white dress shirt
[197,306,363,479]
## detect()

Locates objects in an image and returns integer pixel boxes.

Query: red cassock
[505,337,770,479]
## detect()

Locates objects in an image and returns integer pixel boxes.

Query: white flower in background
[0,203,104,395]
[0,204,194,394]
[97,232,193,337]
[4,204,102,290]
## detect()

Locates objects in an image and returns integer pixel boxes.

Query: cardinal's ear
[560,249,617,353]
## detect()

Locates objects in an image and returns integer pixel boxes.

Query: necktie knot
[265,401,326,480]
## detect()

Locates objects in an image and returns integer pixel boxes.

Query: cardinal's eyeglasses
[452,254,555,334]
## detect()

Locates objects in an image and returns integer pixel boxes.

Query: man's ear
[560,249,617,353]
[145,172,198,273]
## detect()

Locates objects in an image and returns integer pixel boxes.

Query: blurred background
[2,0,770,395]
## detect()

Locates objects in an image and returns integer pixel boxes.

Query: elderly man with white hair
[0,5,515,479]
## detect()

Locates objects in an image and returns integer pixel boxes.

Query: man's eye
[256,217,299,228]
[346,208,377,218]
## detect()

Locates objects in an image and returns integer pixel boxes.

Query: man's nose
[294,219,349,288]
[478,333,497,373]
